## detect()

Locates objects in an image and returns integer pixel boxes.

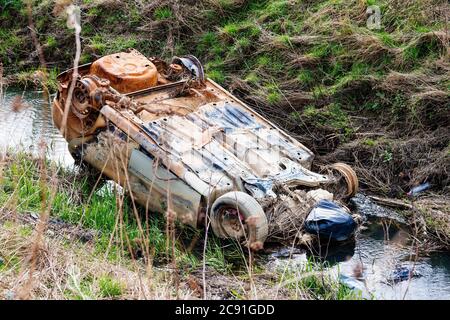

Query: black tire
[210,191,268,244]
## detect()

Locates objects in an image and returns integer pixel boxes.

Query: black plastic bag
[305,199,356,241]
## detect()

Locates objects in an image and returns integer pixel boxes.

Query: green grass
[221,21,261,39]
[265,83,282,105]
[297,70,314,86]
[403,39,441,68]
[0,153,249,274]
[0,154,146,259]
[377,32,396,47]
[302,103,353,138]
[153,7,173,20]
[10,67,59,92]
[98,275,124,298]
[0,29,23,62]
[88,34,139,56]
[244,72,259,85]
[197,31,221,55]
[308,43,343,59]
[65,275,96,300]
[206,68,226,84]
[363,138,377,147]
[3,0,446,121]
[9,160,238,275]
[45,36,58,49]
[276,257,363,300]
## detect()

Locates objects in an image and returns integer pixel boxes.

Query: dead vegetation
[321,129,450,196]
[0,212,196,300]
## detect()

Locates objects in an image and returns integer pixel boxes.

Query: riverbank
[0,152,358,299]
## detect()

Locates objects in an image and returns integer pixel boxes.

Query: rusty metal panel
[140,98,329,198]
[128,148,201,227]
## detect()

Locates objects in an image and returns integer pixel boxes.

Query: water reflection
[268,217,450,300]
[0,89,74,166]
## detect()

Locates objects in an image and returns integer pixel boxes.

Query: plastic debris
[389,265,421,283]
[407,182,431,197]
[304,200,357,241]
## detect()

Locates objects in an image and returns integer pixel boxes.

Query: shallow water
[335,220,450,299]
[0,89,73,166]
[2,90,450,300]
[267,196,450,300]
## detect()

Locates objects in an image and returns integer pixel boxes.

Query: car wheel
[210,191,268,245]
[329,163,359,198]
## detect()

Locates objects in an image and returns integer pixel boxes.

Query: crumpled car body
[52,49,359,248]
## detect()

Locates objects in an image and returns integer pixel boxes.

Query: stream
[266,195,450,299]
[0,89,73,166]
[1,89,450,300]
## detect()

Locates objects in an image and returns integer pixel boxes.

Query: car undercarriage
[52,49,359,249]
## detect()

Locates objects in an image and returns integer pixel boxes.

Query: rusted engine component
[71,75,110,118]
[90,50,158,93]
[52,49,359,249]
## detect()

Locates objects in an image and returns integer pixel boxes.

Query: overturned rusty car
[52,49,359,249]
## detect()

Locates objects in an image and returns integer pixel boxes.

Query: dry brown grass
[0,212,198,300]
[0,210,299,300]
